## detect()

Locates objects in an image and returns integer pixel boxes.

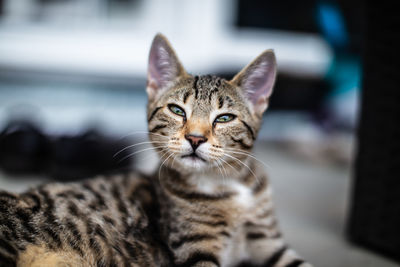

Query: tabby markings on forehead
[218,96,224,109]
[193,76,199,99]
[183,91,191,103]
[208,87,219,102]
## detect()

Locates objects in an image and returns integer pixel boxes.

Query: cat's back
[0,172,166,267]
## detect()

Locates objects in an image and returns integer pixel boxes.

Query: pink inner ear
[246,61,276,106]
[148,45,171,90]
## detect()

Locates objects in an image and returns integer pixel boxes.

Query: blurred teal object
[317,1,348,49]
[325,54,361,129]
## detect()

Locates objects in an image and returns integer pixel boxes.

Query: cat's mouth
[181,152,206,162]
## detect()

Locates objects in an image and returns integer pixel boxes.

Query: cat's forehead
[166,75,241,106]
[193,75,224,99]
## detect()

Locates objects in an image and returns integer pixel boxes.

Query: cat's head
[146,34,276,174]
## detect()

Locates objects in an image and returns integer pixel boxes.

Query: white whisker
[223,153,259,184]
[134,147,169,165]
[158,151,175,181]
[224,148,271,170]
[118,131,169,140]
[218,157,240,175]
[117,145,169,163]
[113,140,168,158]
[214,158,226,189]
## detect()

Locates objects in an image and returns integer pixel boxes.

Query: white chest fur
[192,177,258,266]
[230,182,254,209]
[193,175,255,209]
[221,183,256,266]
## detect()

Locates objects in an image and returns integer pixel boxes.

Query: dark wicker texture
[348,1,400,263]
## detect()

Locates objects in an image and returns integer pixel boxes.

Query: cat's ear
[231,50,277,116]
[147,33,186,101]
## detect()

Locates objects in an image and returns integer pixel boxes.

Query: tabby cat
[0,34,311,267]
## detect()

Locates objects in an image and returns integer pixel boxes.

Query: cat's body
[0,173,169,266]
[0,34,311,267]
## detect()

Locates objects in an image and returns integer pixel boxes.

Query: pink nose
[185,134,207,150]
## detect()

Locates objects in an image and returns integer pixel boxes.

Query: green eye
[215,114,236,123]
[168,104,186,117]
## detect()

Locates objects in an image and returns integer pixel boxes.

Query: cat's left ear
[147,33,186,101]
[231,50,277,116]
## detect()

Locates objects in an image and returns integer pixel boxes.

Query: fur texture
[0,33,311,267]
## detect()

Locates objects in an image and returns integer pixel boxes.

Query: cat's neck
[157,158,260,196]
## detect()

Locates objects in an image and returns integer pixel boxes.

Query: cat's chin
[179,155,209,171]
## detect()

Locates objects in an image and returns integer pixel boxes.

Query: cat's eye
[214,114,236,123]
[168,104,186,117]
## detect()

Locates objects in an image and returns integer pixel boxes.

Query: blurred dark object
[0,0,4,16]
[236,0,363,53]
[348,1,400,263]
[0,120,50,174]
[47,130,133,181]
[0,120,134,181]
[236,0,318,33]
[270,73,328,113]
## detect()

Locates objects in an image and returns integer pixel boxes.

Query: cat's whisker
[218,156,240,175]
[157,149,171,168]
[208,153,238,176]
[134,147,170,167]
[223,153,259,185]
[216,158,227,178]
[113,141,169,158]
[170,153,179,169]
[167,153,178,168]
[209,154,228,176]
[118,145,169,163]
[118,131,169,140]
[156,150,171,184]
[214,160,223,178]
[219,159,228,189]
[158,151,175,181]
[224,148,271,170]
[213,158,226,189]
[158,149,171,162]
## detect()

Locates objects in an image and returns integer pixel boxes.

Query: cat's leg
[242,221,312,267]
[245,238,312,267]
[241,173,312,267]
[169,239,222,267]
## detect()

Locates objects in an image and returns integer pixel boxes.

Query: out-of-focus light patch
[0,0,332,79]
[316,2,348,49]
[326,56,361,129]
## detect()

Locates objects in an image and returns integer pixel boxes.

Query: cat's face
[146,34,276,174]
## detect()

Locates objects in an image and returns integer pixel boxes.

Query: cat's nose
[185,134,207,151]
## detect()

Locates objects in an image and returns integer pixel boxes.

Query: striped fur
[0,174,170,266]
[0,34,311,267]
[145,34,312,267]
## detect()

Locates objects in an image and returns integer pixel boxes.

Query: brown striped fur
[145,34,312,267]
[1,174,167,266]
[0,34,311,267]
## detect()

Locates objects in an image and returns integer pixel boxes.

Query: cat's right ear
[147,34,186,101]
[231,50,277,117]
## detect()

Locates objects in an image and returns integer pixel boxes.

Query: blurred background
[0,0,398,266]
